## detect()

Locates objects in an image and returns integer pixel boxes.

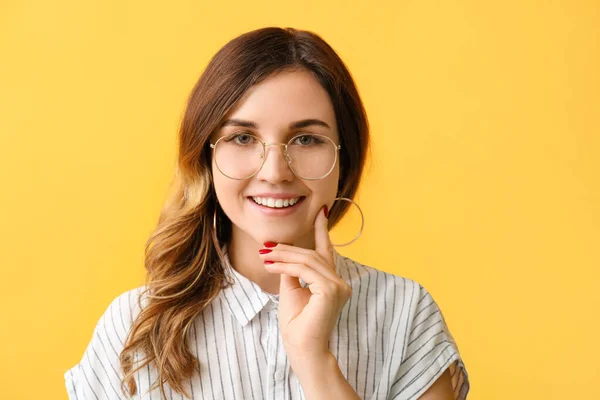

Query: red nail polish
[264,261,274,264]
[263,241,278,248]
[324,205,329,219]
[259,249,272,254]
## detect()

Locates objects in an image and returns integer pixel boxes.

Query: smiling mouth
[249,196,306,209]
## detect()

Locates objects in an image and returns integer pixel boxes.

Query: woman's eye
[225,133,256,145]
[236,134,252,144]
[293,135,322,146]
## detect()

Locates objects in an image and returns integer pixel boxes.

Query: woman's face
[211,69,340,247]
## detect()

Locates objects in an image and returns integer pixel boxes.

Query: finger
[265,242,314,255]
[265,262,333,292]
[280,273,302,292]
[259,248,338,282]
[314,204,334,266]
[262,242,333,270]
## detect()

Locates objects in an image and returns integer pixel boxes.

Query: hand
[257,205,353,361]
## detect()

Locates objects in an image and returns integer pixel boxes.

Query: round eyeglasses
[210,133,341,180]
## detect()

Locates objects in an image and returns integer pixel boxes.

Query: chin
[251,229,304,246]
[257,234,296,246]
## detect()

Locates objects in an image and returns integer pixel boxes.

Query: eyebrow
[220,118,331,130]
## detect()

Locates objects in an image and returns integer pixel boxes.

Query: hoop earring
[213,208,217,232]
[330,197,364,247]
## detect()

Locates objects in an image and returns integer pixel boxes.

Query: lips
[249,196,305,207]
[251,196,302,208]
[247,196,306,213]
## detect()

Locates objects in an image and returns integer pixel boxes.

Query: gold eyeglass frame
[209,133,342,181]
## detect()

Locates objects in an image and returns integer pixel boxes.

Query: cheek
[214,178,234,199]
[212,167,230,202]
[212,170,246,213]
[310,173,340,205]
[326,165,341,197]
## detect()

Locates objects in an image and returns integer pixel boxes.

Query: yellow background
[1,1,598,399]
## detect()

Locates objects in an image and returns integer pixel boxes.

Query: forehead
[222,70,337,133]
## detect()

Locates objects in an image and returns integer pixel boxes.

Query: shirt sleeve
[388,284,470,400]
[64,288,142,400]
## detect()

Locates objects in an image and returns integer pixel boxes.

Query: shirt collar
[218,244,344,327]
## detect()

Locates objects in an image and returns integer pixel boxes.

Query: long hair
[119,27,370,398]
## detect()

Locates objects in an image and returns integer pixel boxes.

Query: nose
[255,143,295,183]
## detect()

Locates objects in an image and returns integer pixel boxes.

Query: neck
[227,227,315,295]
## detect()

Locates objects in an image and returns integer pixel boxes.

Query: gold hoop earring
[213,208,217,232]
[330,197,364,247]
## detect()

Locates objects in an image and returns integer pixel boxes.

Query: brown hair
[119,27,370,398]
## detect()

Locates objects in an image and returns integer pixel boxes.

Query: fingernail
[259,249,272,254]
[263,241,278,248]
[264,261,274,264]
[324,205,329,219]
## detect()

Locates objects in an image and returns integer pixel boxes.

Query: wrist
[289,352,340,390]
[290,352,360,400]
[288,351,336,376]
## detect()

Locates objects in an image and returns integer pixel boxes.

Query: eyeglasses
[210,132,341,180]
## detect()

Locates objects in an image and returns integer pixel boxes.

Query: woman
[65,27,469,399]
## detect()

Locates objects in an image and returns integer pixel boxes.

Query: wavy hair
[118,27,370,398]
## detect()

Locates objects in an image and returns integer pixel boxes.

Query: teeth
[252,196,301,208]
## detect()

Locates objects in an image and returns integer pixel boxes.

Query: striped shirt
[65,248,470,399]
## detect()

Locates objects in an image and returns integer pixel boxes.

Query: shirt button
[274,370,285,381]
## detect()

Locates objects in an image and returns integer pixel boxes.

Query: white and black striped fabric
[65,248,470,399]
